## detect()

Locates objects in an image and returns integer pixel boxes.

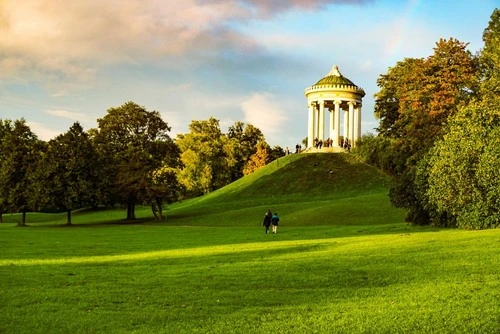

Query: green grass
[1,153,499,333]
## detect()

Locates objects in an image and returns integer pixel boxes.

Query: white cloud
[44,109,91,121]
[27,121,61,141]
[241,92,288,136]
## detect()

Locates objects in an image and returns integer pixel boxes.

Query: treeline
[353,9,500,229]
[0,103,285,226]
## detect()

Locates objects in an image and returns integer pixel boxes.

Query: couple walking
[262,209,279,234]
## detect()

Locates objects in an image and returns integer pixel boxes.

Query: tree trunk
[127,202,136,220]
[19,207,26,226]
[0,210,3,223]
[66,210,72,225]
[156,198,164,221]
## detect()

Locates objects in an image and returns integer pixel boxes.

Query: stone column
[333,100,341,147]
[307,102,314,148]
[314,103,319,142]
[344,107,349,145]
[353,104,359,146]
[318,100,325,141]
[348,101,355,146]
[357,103,362,146]
[329,105,334,144]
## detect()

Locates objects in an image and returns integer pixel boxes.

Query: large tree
[0,119,44,226]
[372,38,479,224]
[91,101,181,220]
[29,122,102,225]
[176,118,231,197]
[420,9,500,229]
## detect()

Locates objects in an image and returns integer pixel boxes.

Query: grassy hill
[167,153,404,228]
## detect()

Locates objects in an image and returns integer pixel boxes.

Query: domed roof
[314,65,357,87]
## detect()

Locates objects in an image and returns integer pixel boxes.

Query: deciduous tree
[373,38,479,224]
[29,122,102,225]
[91,101,181,220]
[420,9,500,229]
[176,118,231,196]
[226,121,265,181]
[0,119,44,226]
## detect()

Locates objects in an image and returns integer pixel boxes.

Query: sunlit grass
[1,224,498,333]
[1,154,499,333]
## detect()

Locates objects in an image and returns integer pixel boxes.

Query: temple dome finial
[328,65,341,77]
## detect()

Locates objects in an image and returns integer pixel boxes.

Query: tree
[479,9,500,101]
[146,165,183,221]
[91,101,181,220]
[29,122,102,225]
[373,38,479,224]
[243,141,271,175]
[176,118,231,196]
[226,121,265,181]
[0,119,44,226]
[423,102,500,229]
[420,9,500,229]
[268,145,285,162]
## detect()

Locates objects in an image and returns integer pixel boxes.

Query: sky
[1,0,498,149]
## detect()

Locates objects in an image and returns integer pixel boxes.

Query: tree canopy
[29,122,102,225]
[0,119,43,226]
[91,101,182,220]
[419,9,500,229]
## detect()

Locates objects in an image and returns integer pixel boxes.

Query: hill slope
[169,153,405,227]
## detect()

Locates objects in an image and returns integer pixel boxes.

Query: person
[262,209,272,234]
[271,212,280,234]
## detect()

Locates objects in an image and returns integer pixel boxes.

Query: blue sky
[0,0,498,148]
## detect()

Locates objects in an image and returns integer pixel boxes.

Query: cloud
[241,92,288,137]
[235,0,373,17]
[44,109,91,121]
[27,121,61,141]
[0,0,374,84]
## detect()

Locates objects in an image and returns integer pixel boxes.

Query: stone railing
[304,84,365,95]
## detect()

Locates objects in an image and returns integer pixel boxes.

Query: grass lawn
[1,223,499,333]
[1,154,499,333]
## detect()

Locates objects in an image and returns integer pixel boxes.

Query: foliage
[176,118,269,197]
[351,133,405,175]
[242,140,271,175]
[268,145,285,162]
[480,8,500,101]
[29,122,102,225]
[424,102,500,229]
[226,121,265,181]
[90,101,181,220]
[0,119,44,226]
[419,10,500,229]
[176,118,231,197]
[373,38,479,225]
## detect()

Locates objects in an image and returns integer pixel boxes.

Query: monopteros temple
[304,65,365,150]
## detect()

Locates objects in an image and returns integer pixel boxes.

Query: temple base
[302,147,347,153]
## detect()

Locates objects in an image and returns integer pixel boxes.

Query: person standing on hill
[263,209,272,234]
[271,213,280,234]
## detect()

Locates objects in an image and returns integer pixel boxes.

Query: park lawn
[0,222,499,333]
[1,154,498,333]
